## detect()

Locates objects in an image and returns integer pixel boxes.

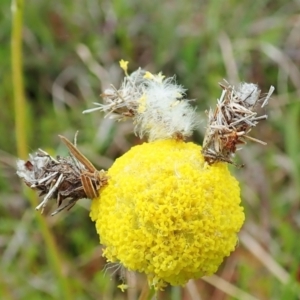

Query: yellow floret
[90,139,244,289]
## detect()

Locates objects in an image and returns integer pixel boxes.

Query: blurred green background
[1,0,300,299]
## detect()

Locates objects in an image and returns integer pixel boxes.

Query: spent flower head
[17,135,108,215]
[202,80,274,165]
[83,61,198,141]
[17,60,274,291]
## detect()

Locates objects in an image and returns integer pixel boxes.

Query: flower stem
[11,0,26,159]
[138,282,156,300]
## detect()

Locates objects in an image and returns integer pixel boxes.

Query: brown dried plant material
[82,68,147,120]
[16,136,108,215]
[202,80,274,165]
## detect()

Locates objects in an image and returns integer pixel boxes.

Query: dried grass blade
[59,135,97,173]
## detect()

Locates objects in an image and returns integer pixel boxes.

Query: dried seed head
[83,61,198,142]
[202,80,275,165]
[16,136,108,215]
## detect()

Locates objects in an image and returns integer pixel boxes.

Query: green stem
[138,282,156,300]
[11,0,26,159]
[147,288,156,300]
[11,1,72,299]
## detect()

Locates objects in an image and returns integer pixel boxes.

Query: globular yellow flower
[90,139,245,290]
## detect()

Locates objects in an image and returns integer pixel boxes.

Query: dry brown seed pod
[16,136,108,215]
[202,80,274,165]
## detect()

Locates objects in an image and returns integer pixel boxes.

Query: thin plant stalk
[138,282,156,300]
[11,1,72,299]
[11,0,26,159]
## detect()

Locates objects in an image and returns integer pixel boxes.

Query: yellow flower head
[90,139,245,289]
